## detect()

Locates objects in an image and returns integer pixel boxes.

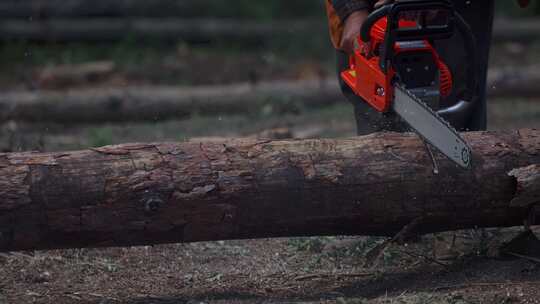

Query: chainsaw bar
[392,84,472,169]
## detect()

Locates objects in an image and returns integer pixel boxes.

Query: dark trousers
[338,0,495,135]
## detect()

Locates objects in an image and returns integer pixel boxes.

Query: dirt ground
[1,231,540,304]
[1,40,540,303]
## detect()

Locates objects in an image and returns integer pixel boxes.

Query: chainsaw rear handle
[360,0,455,43]
[359,0,478,127]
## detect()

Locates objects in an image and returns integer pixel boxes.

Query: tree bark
[0,130,539,252]
[0,80,340,124]
[0,18,535,43]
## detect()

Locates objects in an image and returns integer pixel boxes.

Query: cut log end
[509,164,540,208]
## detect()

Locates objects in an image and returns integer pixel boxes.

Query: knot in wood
[144,197,164,214]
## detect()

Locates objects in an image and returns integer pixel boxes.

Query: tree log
[0,18,319,43]
[0,129,539,252]
[0,0,316,19]
[0,0,210,18]
[487,66,540,99]
[34,61,116,90]
[0,18,535,43]
[492,19,540,43]
[0,80,341,124]
[0,69,538,125]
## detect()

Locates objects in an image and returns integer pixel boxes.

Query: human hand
[340,10,369,53]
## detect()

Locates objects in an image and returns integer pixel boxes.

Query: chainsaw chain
[394,83,472,167]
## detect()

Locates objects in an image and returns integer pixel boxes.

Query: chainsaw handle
[360,0,454,43]
[360,5,390,43]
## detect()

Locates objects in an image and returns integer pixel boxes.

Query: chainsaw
[341,0,478,169]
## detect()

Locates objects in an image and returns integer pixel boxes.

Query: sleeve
[331,0,373,21]
[325,0,373,49]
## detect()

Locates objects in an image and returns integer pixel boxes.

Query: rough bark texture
[509,164,540,208]
[0,80,340,124]
[0,18,534,43]
[0,130,539,252]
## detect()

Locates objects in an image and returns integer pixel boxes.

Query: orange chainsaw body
[341,17,452,113]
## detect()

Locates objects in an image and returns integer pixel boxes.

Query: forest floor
[0,39,540,304]
[1,230,540,304]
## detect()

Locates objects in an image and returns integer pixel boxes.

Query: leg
[436,0,494,131]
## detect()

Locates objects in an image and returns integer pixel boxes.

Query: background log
[0,130,539,252]
[0,0,205,18]
[0,18,318,43]
[0,80,341,124]
[0,68,537,125]
[492,19,540,42]
[0,18,536,43]
[487,66,540,98]
[34,61,116,90]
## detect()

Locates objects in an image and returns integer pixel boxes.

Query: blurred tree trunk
[0,130,539,252]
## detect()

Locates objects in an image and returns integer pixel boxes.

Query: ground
[0,38,540,303]
[1,233,540,303]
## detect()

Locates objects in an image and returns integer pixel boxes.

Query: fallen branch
[363,217,423,268]
[397,249,450,268]
[505,251,540,264]
[0,129,539,252]
[293,273,373,281]
[433,281,540,292]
